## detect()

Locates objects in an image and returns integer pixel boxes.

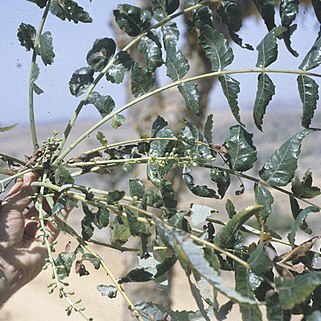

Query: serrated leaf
[129,178,145,199]
[266,290,290,321]
[38,31,55,65]
[253,73,275,131]
[131,64,155,98]
[300,33,321,71]
[87,92,115,117]
[190,204,213,226]
[97,284,117,299]
[50,0,92,23]
[136,302,205,321]
[17,23,36,51]
[291,169,321,199]
[69,67,94,96]
[86,38,116,72]
[197,23,234,72]
[276,272,321,310]
[210,168,230,198]
[297,75,319,128]
[224,125,257,172]
[247,243,272,275]
[280,0,299,26]
[106,51,134,84]
[259,129,313,186]
[214,204,263,248]
[287,205,319,245]
[204,114,213,144]
[161,22,179,45]
[256,26,285,68]
[178,82,200,115]
[113,4,151,37]
[253,0,276,31]
[138,31,163,72]
[254,183,274,220]
[149,0,180,21]
[235,265,262,321]
[156,220,258,305]
[0,123,18,132]
[219,75,242,125]
[164,42,189,81]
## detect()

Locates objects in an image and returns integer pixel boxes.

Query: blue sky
[0,1,319,126]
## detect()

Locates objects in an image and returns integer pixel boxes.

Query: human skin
[0,173,70,307]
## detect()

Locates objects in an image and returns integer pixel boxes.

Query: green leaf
[247,243,272,275]
[97,284,117,299]
[110,217,131,247]
[38,31,55,65]
[113,4,151,37]
[131,64,155,98]
[119,268,153,283]
[214,205,263,248]
[27,0,48,8]
[95,205,109,229]
[291,169,321,199]
[219,75,242,125]
[178,82,200,115]
[17,23,36,51]
[253,0,276,31]
[32,62,43,94]
[51,196,68,215]
[204,114,213,144]
[190,204,213,226]
[197,23,234,72]
[96,131,108,147]
[210,168,230,198]
[87,92,115,118]
[312,0,321,24]
[50,0,92,23]
[224,125,257,172]
[54,165,74,185]
[138,31,163,72]
[149,0,180,21]
[254,183,274,220]
[259,129,313,186]
[55,251,76,280]
[156,220,258,305]
[82,253,101,269]
[276,272,321,310]
[86,38,116,72]
[299,33,321,71]
[0,123,18,132]
[280,0,299,27]
[135,302,205,321]
[266,290,290,321]
[297,75,319,128]
[287,205,319,245]
[112,115,125,129]
[253,73,275,131]
[129,178,145,199]
[106,51,134,84]
[160,180,177,209]
[256,26,285,68]
[235,265,262,321]
[225,199,236,219]
[69,67,94,96]
[107,190,125,203]
[164,42,189,81]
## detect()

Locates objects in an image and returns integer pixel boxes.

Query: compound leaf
[297,75,319,128]
[113,4,151,37]
[253,73,275,131]
[86,38,116,72]
[38,31,55,65]
[69,67,94,96]
[50,0,92,23]
[259,129,313,186]
[131,64,155,98]
[276,272,321,310]
[219,75,242,125]
[224,125,257,172]
[17,23,36,51]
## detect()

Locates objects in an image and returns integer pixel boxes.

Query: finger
[1,173,37,213]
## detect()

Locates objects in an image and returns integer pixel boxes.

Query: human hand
[0,173,70,307]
